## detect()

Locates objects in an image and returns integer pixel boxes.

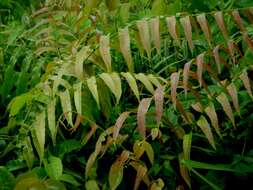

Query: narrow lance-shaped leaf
[59,89,73,126]
[73,82,82,115]
[180,16,194,52]
[136,20,151,60]
[47,98,56,144]
[166,16,180,45]
[111,72,122,103]
[179,153,191,188]
[240,71,253,100]
[135,73,154,94]
[150,17,161,55]
[31,110,46,162]
[119,27,134,72]
[216,92,235,128]
[196,14,212,46]
[183,132,192,161]
[99,35,112,72]
[243,33,253,53]
[183,60,192,97]
[121,72,140,101]
[113,111,130,140]
[148,74,162,87]
[87,76,100,109]
[197,115,216,149]
[197,53,205,87]
[141,141,154,164]
[75,46,89,79]
[204,103,221,137]
[109,150,130,190]
[213,45,222,74]
[171,72,180,108]
[130,161,148,190]
[137,98,152,139]
[227,83,240,115]
[100,73,122,104]
[231,10,246,32]
[154,86,165,126]
[213,11,229,39]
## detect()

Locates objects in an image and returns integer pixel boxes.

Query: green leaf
[59,89,73,126]
[85,180,100,190]
[7,93,31,117]
[109,161,124,190]
[142,141,154,164]
[0,167,15,190]
[31,110,46,162]
[44,156,63,180]
[59,174,80,186]
[47,98,56,144]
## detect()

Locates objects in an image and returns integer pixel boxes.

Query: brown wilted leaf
[166,16,180,45]
[213,11,229,39]
[183,60,192,97]
[196,14,212,46]
[227,83,240,115]
[137,98,152,139]
[180,16,194,52]
[197,115,216,149]
[99,35,112,72]
[154,85,165,126]
[150,17,161,55]
[119,27,134,72]
[204,103,221,137]
[171,72,180,108]
[240,70,253,100]
[113,112,130,140]
[196,53,205,87]
[136,20,151,59]
[216,92,236,128]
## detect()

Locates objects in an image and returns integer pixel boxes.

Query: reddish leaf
[166,16,180,45]
[232,10,246,32]
[171,72,180,108]
[213,11,229,39]
[204,103,221,137]
[183,60,192,97]
[240,71,253,100]
[150,17,161,55]
[137,98,152,139]
[154,86,165,126]
[213,45,222,74]
[180,16,194,52]
[113,112,130,140]
[196,14,212,46]
[227,83,240,115]
[196,53,205,87]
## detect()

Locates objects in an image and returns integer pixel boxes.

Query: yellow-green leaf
[183,132,192,160]
[216,92,235,128]
[141,141,154,164]
[135,73,154,94]
[121,72,140,101]
[197,115,216,149]
[204,103,221,137]
[87,76,100,109]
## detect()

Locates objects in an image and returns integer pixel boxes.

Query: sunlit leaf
[196,14,212,46]
[87,76,100,109]
[135,73,155,94]
[121,72,140,101]
[44,156,63,180]
[47,98,56,144]
[141,141,154,164]
[227,83,240,115]
[73,82,82,115]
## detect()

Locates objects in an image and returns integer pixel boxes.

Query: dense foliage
[1,0,253,189]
